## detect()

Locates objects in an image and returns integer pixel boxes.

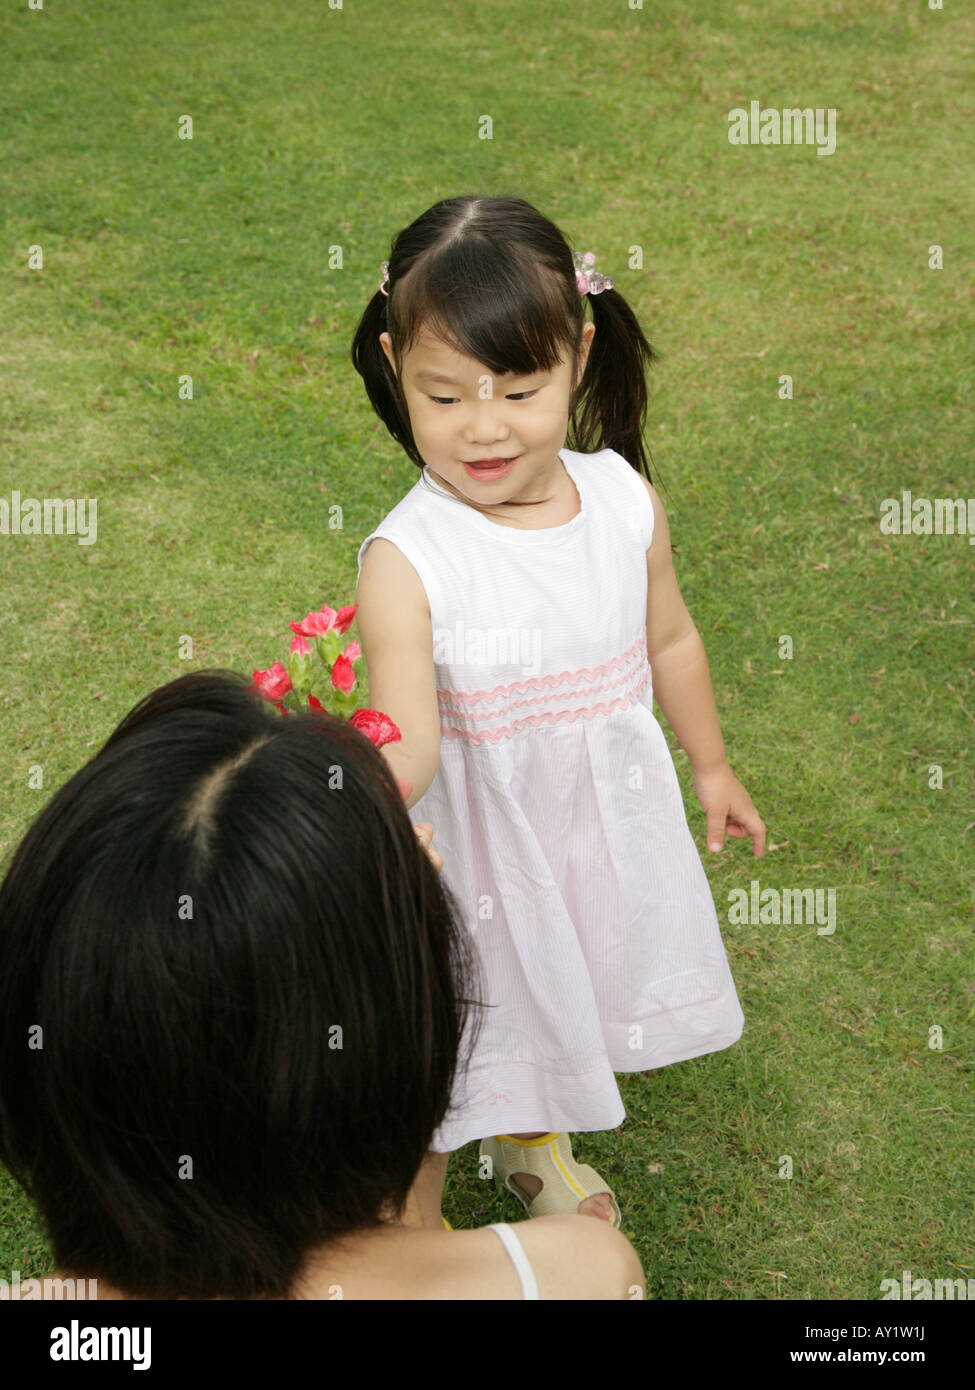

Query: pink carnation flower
[334,604,358,634]
[350,708,402,749]
[330,653,356,694]
[251,662,292,702]
[290,604,338,639]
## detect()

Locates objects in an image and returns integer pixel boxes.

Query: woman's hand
[413,822,443,874]
[691,761,766,858]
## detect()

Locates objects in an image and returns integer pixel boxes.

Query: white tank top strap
[486,1222,540,1300]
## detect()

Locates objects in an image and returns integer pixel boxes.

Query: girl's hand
[395,779,443,873]
[691,761,766,858]
[414,822,443,874]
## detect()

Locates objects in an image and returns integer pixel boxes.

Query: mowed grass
[1,0,973,1299]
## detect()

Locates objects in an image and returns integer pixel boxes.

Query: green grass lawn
[1,0,972,1299]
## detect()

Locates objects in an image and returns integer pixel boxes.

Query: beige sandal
[480,1132,622,1228]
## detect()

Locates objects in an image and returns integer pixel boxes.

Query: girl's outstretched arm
[355,538,442,811]
[639,478,766,858]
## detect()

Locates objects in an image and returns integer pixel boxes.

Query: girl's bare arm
[640,478,765,855]
[355,539,441,811]
[641,479,726,771]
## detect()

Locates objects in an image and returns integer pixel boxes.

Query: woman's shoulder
[414,1217,641,1300]
[299,1216,640,1300]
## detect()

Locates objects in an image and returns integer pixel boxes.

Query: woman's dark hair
[0,671,481,1299]
[351,194,660,495]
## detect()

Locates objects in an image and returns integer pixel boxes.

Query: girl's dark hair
[0,671,481,1300]
[351,194,659,494]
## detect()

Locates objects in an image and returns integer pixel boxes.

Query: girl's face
[380,322,595,506]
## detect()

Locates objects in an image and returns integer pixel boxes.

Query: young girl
[352,194,765,1231]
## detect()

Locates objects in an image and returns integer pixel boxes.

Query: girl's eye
[428,388,539,405]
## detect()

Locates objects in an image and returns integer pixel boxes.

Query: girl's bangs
[393,243,578,379]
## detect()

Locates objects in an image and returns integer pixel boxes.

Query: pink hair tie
[379,260,390,297]
[574,250,614,295]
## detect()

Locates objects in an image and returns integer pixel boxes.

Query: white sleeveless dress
[356,447,744,1154]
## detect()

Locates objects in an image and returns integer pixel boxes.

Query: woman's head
[352,194,658,487]
[0,671,479,1299]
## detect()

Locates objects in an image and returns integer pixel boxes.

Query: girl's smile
[379,326,595,511]
[462,456,519,482]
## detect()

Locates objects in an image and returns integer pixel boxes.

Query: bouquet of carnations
[249,600,401,751]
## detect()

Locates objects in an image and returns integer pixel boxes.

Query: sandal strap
[481,1133,621,1225]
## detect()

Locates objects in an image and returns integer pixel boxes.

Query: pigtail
[350,290,419,465]
[570,287,659,483]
